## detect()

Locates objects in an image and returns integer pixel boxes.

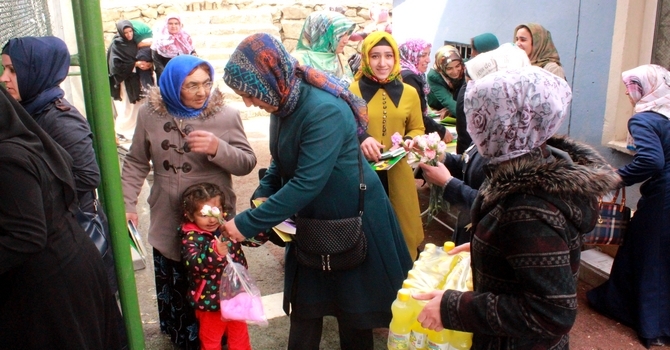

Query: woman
[121,55,256,349]
[222,33,412,349]
[292,10,356,86]
[108,20,142,141]
[470,32,499,57]
[426,45,465,121]
[0,85,121,349]
[151,14,196,83]
[349,31,425,260]
[399,39,452,143]
[587,64,670,348]
[414,66,620,349]
[514,23,565,79]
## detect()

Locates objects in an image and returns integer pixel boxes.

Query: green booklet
[370,150,407,171]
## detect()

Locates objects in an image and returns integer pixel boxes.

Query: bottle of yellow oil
[388,289,413,349]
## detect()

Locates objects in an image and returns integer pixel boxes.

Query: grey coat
[121,88,256,260]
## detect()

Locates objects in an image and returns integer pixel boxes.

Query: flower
[200,204,226,224]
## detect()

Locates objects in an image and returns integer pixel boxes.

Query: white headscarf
[622,64,670,119]
[464,66,572,164]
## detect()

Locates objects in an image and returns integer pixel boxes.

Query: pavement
[127,115,667,349]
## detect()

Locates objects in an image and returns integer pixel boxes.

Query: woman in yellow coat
[349,31,425,259]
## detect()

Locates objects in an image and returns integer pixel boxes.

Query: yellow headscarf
[355,31,401,83]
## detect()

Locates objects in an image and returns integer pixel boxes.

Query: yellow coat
[350,81,425,259]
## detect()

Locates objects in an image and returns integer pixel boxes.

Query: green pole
[69,3,145,349]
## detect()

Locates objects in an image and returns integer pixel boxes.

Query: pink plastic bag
[219,254,268,326]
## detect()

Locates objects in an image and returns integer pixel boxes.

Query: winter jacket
[439,136,621,349]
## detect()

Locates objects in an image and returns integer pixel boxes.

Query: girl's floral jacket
[180,222,268,311]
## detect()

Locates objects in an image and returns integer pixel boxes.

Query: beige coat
[121,88,256,260]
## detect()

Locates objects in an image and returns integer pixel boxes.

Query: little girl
[180,182,266,350]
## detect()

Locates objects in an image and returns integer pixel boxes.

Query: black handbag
[76,198,110,257]
[293,153,367,271]
[583,187,632,245]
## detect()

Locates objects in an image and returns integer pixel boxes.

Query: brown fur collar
[480,135,622,209]
[145,86,226,119]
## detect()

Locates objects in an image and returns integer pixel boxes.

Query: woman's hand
[221,218,245,243]
[414,290,446,331]
[447,242,470,255]
[361,137,384,162]
[403,138,415,153]
[418,162,452,187]
[186,130,219,156]
[442,131,454,144]
[437,108,449,120]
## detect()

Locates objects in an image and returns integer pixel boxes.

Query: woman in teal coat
[222,33,412,349]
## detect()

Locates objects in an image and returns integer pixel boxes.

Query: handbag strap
[600,187,627,212]
[357,151,366,216]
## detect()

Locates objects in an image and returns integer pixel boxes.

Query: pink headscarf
[399,39,431,95]
[622,64,670,119]
[465,66,572,164]
[151,15,195,58]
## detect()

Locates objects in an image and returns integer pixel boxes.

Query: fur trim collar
[145,86,226,120]
[480,136,622,209]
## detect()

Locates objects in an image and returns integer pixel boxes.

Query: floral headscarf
[514,23,561,68]
[151,14,195,58]
[159,55,214,118]
[223,33,368,135]
[464,66,572,164]
[622,64,670,119]
[355,31,401,83]
[293,11,355,81]
[399,39,431,95]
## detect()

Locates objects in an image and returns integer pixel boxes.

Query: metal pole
[69,2,145,349]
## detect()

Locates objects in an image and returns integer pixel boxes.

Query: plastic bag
[219,254,268,327]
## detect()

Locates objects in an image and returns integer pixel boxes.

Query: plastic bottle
[388,289,414,350]
[426,329,452,350]
[449,330,473,350]
[409,297,429,350]
[443,241,455,252]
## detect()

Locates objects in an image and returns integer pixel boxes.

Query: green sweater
[426,69,459,115]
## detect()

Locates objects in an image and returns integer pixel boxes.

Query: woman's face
[123,27,134,41]
[445,60,464,80]
[180,68,212,109]
[368,45,395,80]
[167,19,181,35]
[233,88,278,113]
[515,27,533,57]
[417,47,431,73]
[624,88,636,107]
[0,54,20,101]
[336,34,350,54]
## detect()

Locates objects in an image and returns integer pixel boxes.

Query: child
[180,182,266,350]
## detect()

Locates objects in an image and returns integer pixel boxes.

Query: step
[579,248,614,287]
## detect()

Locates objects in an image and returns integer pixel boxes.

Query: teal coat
[234,82,412,328]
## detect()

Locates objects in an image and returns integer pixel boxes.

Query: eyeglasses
[181,81,213,94]
[163,121,193,138]
[161,139,191,154]
[163,160,192,174]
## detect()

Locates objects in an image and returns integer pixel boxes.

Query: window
[443,40,472,60]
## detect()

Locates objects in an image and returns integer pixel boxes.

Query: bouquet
[392,132,449,222]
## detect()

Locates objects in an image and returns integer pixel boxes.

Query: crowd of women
[0,6,668,350]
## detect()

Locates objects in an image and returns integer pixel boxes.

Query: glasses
[161,139,191,154]
[163,160,192,174]
[163,121,193,138]
[181,81,213,94]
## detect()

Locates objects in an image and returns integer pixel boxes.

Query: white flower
[201,205,212,216]
[211,207,220,216]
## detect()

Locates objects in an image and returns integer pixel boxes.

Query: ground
[127,116,665,349]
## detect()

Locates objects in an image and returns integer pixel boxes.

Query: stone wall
[100,0,392,56]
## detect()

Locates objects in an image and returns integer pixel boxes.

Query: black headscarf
[107,20,141,103]
[1,36,69,115]
[0,85,76,209]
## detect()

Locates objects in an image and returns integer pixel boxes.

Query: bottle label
[410,330,427,349]
[387,330,410,349]
[427,339,450,350]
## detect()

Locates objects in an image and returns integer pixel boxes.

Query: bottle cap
[397,288,411,301]
[424,243,436,252]
[444,241,456,251]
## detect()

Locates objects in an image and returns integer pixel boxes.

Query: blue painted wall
[393,0,639,201]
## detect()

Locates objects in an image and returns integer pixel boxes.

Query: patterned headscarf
[223,33,368,134]
[151,14,195,58]
[293,11,355,81]
[514,23,562,69]
[433,45,463,88]
[464,66,572,164]
[159,55,215,118]
[2,36,69,115]
[622,64,670,119]
[355,31,401,83]
[399,39,431,95]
